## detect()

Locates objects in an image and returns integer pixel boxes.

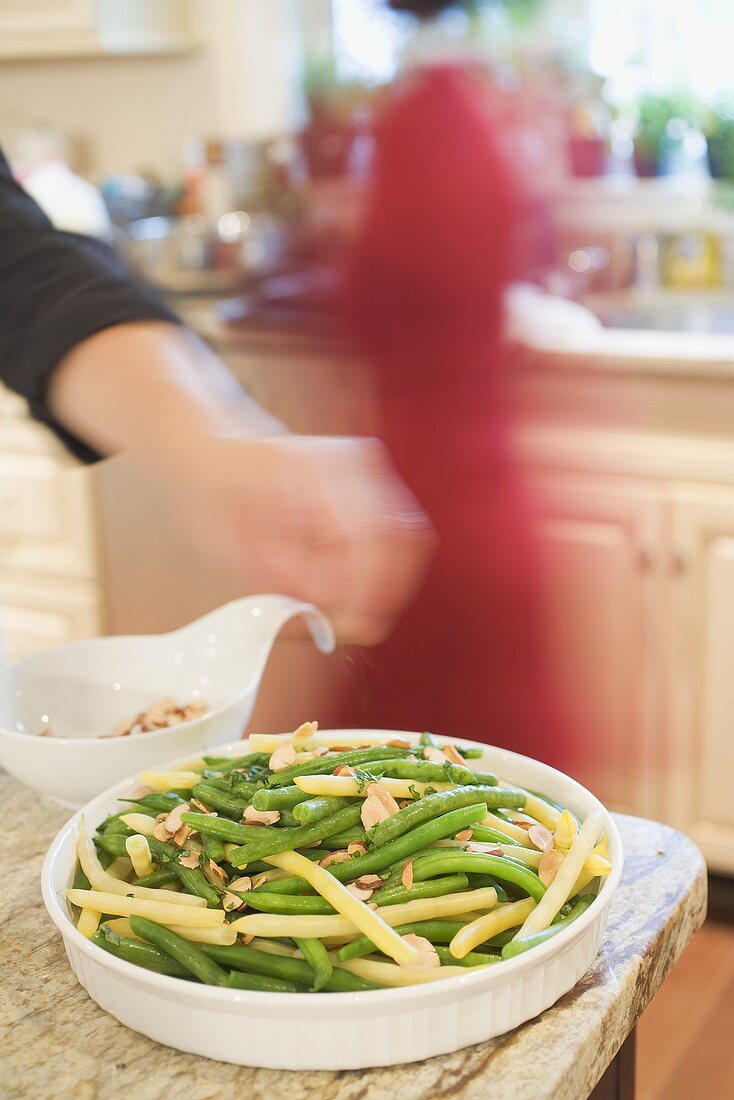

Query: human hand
[171,433,435,645]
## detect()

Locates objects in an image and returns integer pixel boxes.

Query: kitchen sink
[582,290,734,335]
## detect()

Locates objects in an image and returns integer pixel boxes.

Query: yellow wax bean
[496,784,561,830]
[77,908,101,939]
[266,850,419,967]
[66,889,225,927]
[337,956,468,987]
[104,917,237,945]
[480,813,535,847]
[76,824,203,907]
[119,813,157,837]
[125,835,154,878]
[138,770,200,791]
[294,774,453,799]
[449,898,536,958]
[516,812,604,938]
[232,887,498,940]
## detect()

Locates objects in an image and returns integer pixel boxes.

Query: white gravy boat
[0,595,334,807]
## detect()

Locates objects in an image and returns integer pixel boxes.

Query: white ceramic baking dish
[41,732,623,1071]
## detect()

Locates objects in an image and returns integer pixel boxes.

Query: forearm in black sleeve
[0,147,180,462]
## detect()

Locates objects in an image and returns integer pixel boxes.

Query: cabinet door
[531,473,664,818]
[669,485,734,871]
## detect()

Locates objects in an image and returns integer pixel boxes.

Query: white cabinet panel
[532,474,664,818]
[669,485,734,871]
[0,574,104,662]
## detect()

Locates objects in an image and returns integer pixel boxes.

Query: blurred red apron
[344,63,567,765]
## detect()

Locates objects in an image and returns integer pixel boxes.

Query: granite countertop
[1,774,706,1100]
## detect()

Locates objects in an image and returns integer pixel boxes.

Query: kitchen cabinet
[0,0,194,59]
[667,485,734,872]
[532,473,664,819]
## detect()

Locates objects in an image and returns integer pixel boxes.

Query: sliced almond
[387,739,410,749]
[207,859,228,884]
[132,786,153,799]
[423,747,449,764]
[243,806,280,826]
[366,782,400,816]
[538,847,564,886]
[360,795,391,830]
[442,743,465,766]
[190,798,211,814]
[239,933,254,946]
[346,883,375,901]
[402,933,440,970]
[455,829,473,842]
[333,765,355,777]
[401,860,414,890]
[269,742,297,772]
[292,720,319,743]
[222,892,246,912]
[163,802,190,836]
[313,746,330,757]
[229,876,253,893]
[467,842,504,856]
[528,824,555,852]
[153,821,172,842]
[172,824,193,848]
[178,852,200,869]
[352,875,384,890]
[347,841,367,857]
[319,850,352,868]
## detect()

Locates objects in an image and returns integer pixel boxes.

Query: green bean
[227,970,304,993]
[203,752,268,771]
[252,878,315,896]
[453,745,484,759]
[501,895,595,958]
[101,819,134,837]
[121,792,186,813]
[202,944,377,991]
[418,732,440,748]
[92,927,190,978]
[252,786,311,812]
[292,796,360,825]
[227,803,364,868]
[467,824,520,846]
[386,848,546,902]
[267,747,410,788]
[191,781,251,819]
[129,916,228,986]
[275,810,301,829]
[173,863,221,908]
[134,867,180,888]
[72,868,92,891]
[235,891,335,915]
[294,937,333,991]
[367,786,525,849]
[369,759,482,785]
[337,919,476,962]
[318,826,366,849]
[372,873,469,907]
[321,804,489,884]
[181,813,279,844]
[201,835,226,864]
[434,945,500,967]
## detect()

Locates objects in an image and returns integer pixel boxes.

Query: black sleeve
[0,147,181,462]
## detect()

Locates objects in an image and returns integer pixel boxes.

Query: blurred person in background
[343,0,568,763]
[0,146,433,648]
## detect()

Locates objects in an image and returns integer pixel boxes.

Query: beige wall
[0,0,315,181]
